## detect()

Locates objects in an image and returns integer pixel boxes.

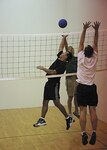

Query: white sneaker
[33,117,47,127]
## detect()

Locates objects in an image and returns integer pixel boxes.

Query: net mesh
[0,30,107,80]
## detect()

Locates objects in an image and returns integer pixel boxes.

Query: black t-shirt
[47,51,66,83]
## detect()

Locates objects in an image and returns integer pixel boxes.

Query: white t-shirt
[76,50,98,85]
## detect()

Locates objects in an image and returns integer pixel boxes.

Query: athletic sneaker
[66,116,72,130]
[82,132,88,145]
[33,117,47,127]
[68,114,75,123]
[89,132,96,145]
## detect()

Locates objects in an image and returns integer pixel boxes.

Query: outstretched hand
[37,66,44,70]
[83,21,91,30]
[61,34,68,38]
[92,21,101,30]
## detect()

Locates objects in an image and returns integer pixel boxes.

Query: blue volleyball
[58,19,67,28]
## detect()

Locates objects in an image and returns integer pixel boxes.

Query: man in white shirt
[76,21,100,145]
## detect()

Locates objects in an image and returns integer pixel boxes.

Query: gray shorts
[66,75,77,97]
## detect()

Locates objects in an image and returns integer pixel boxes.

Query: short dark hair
[66,51,73,61]
[84,45,93,58]
[57,51,63,58]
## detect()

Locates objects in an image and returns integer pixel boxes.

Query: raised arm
[78,21,91,52]
[92,21,100,53]
[63,35,69,51]
[58,35,68,52]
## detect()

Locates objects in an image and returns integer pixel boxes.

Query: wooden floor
[0,106,107,150]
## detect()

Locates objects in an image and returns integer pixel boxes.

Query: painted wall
[0,0,68,33]
[0,0,107,123]
[0,0,69,110]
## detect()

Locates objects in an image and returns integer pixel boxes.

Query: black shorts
[43,81,60,100]
[77,83,98,107]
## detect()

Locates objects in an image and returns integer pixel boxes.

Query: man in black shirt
[33,35,72,130]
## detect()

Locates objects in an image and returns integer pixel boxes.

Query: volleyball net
[0,30,107,80]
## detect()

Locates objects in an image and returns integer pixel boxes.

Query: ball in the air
[58,19,67,28]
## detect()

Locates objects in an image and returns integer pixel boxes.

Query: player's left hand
[37,66,44,70]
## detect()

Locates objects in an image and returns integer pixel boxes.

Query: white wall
[0,77,67,109]
[0,0,107,123]
[0,0,68,33]
[0,0,68,110]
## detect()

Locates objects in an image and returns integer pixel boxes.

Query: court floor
[0,106,107,150]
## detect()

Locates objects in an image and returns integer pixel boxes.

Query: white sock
[81,131,86,136]
[40,117,45,120]
[68,114,72,117]
[66,116,69,119]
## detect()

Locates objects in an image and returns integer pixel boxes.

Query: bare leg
[89,106,97,145]
[74,95,79,114]
[67,96,73,115]
[41,100,49,118]
[80,106,87,132]
[89,106,98,131]
[79,106,88,145]
[53,99,72,130]
[73,82,79,115]
[53,99,68,118]
[33,100,49,127]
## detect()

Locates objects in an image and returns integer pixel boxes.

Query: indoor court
[0,107,107,150]
[0,0,107,150]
